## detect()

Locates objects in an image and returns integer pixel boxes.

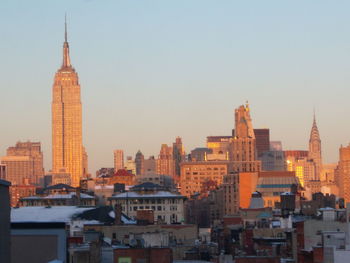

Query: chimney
[76,187,81,206]
[114,204,123,225]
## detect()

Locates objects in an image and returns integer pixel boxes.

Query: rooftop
[111,190,185,199]
[11,206,135,225]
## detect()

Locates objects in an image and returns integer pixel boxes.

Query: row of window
[121,205,178,212]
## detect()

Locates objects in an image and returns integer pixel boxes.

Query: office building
[1,141,44,185]
[52,19,86,187]
[135,150,145,176]
[114,149,124,172]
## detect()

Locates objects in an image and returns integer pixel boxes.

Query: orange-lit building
[10,184,36,207]
[337,144,350,203]
[221,171,259,215]
[156,144,175,178]
[109,169,135,186]
[51,19,86,187]
[230,104,261,172]
[256,171,300,208]
[180,161,229,197]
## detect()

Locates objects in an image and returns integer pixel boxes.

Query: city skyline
[2,1,350,173]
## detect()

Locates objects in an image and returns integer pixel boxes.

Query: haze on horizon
[1,0,350,174]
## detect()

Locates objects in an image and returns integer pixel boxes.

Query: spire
[310,111,320,142]
[62,14,71,68]
[65,13,67,42]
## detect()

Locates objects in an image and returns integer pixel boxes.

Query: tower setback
[52,18,84,187]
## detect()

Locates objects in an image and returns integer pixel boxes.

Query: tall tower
[230,103,261,172]
[308,113,322,181]
[135,150,145,176]
[52,18,83,187]
[114,149,124,172]
[173,137,185,177]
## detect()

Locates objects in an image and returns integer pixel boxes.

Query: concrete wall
[11,224,67,263]
[0,180,11,263]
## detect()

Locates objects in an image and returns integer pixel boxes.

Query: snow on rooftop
[281,192,293,195]
[111,191,184,199]
[11,206,95,223]
[94,185,114,190]
[108,210,136,225]
[22,192,94,200]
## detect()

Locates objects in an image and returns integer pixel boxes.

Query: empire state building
[52,19,86,187]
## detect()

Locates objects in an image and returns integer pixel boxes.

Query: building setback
[52,18,86,187]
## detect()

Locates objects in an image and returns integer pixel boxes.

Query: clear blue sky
[1,0,350,173]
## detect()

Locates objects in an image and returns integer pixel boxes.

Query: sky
[1,0,350,174]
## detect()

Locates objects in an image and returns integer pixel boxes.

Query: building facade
[52,20,85,187]
[109,183,186,224]
[337,144,350,203]
[114,149,124,172]
[0,164,6,180]
[230,104,261,172]
[156,144,175,178]
[135,150,145,176]
[1,141,44,185]
[308,114,322,181]
[173,137,185,177]
[180,161,229,197]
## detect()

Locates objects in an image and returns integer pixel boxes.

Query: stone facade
[52,21,84,187]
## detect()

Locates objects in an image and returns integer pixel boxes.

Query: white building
[109,182,186,224]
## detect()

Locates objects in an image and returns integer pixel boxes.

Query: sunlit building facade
[230,104,261,172]
[0,141,44,186]
[337,144,350,203]
[52,20,85,187]
[114,149,124,172]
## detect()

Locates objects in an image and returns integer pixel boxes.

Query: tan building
[337,144,350,203]
[156,144,175,178]
[218,171,259,214]
[207,136,231,161]
[173,137,185,177]
[256,171,300,208]
[1,141,44,186]
[109,183,186,224]
[230,104,261,172]
[180,161,229,197]
[114,149,124,172]
[144,156,157,175]
[52,20,85,187]
[125,156,136,175]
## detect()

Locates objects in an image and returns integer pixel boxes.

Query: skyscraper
[308,114,322,181]
[230,103,261,172]
[173,137,185,177]
[337,144,350,203]
[135,150,145,176]
[156,144,175,178]
[52,18,84,187]
[0,141,44,185]
[114,149,124,172]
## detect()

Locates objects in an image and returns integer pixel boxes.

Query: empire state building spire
[62,15,71,68]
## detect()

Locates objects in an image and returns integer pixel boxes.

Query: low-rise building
[21,184,96,206]
[256,171,301,208]
[109,182,186,224]
[9,184,36,207]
